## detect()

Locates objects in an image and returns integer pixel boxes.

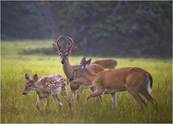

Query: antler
[52,35,63,54]
[65,36,74,54]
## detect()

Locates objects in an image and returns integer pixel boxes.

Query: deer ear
[86,58,92,65]
[33,74,38,81]
[82,58,91,68]
[81,57,86,62]
[80,57,86,64]
[24,73,30,80]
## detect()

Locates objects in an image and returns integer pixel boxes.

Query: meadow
[1,41,172,123]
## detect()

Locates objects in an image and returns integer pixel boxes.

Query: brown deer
[22,73,71,112]
[71,57,157,108]
[52,36,116,101]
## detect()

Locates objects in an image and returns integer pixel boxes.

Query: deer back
[93,59,117,69]
[93,67,150,91]
[87,64,104,73]
[35,74,67,94]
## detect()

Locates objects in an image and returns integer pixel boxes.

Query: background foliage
[1,1,172,57]
[1,1,172,122]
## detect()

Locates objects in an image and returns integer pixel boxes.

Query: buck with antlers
[52,36,116,101]
[71,57,157,108]
[23,73,71,112]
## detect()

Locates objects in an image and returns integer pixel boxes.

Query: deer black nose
[22,92,27,95]
[61,60,65,64]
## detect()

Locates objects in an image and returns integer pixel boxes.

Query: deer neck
[63,57,73,79]
[84,68,97,82]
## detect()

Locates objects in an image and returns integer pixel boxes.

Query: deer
[71,57,157,109]
[22,73,71,113]
[52,36,116,102]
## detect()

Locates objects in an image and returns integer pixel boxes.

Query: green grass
[1,41,172,123]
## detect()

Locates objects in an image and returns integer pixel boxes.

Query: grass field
[1,41,172,123]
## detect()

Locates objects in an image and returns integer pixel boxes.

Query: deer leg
[36,95,42,112]
[72,90,77,103]
[76,89,81,101]
[96,96,102,102]
[45,96,50,113]
[128,90,146,108]
[71,89,80,103]
[90,86,102,102]
[56,95,63,107]
[53,95,63,110]
[140,89,157,106]
[72,88,82,102]
[87,89,104,101]
[111,92,117,109]
[53,95,58,107]
[61,91,72,113]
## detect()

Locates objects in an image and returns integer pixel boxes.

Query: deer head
[80,57,92,69]
[70,57,92,82]
[23,73,38,95]
[53,36,74,64]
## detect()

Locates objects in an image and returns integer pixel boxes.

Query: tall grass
[1,41,172,123]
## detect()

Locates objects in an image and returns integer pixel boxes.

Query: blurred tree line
[1,1,172,57]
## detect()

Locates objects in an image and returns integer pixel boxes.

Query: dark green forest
[1,1,172,57]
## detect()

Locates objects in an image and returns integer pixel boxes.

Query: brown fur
[93,59,117,69]
[73,66,156,108]
[92,67,148,91]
